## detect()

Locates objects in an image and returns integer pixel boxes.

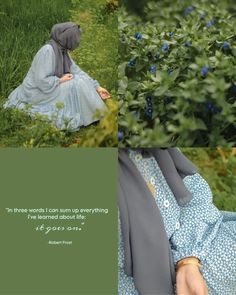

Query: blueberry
[205,102,221,114]
[146,107,152,118]
[222,41,230,50]
[146,96,152,102]
[201,66,209,77]
[128,59,136,67]
[184,6,194,16]
[206,19,214,28]
[134,32,143,40]
[205,102,213,110]
[149,66,157,74]
[146,98,152,107]
[169,32,174,37]
[162,43,169,53]
[184,41,191,48]
[118,131,124,141]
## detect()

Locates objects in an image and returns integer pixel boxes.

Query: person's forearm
[176,257,208,295]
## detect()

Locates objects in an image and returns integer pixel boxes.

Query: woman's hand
[96,86,111,100]
[176,263,208,295]
[59,74,74,84]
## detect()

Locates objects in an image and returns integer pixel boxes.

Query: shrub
[0,104,73,147]
[77,99,118,147]
[118,0,236,147]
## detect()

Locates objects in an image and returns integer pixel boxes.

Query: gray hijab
[118,148,197,295]
[48,22,81,78]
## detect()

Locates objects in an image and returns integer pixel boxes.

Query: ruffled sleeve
[70,58,100,89]
[32,45,60,94]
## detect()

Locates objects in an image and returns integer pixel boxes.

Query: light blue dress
[118,150,236,295]
[4,45,107,131]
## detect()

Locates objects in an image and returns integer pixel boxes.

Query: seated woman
[4,22,110,131]
[118,148,236,295]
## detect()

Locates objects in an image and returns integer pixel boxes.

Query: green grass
[70,0,118,147]
[182,148,236,211]
[0,0,72,98]
[0,0,118,147]
[71,0,118,91]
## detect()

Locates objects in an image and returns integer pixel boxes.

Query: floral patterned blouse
[118,150,236,295]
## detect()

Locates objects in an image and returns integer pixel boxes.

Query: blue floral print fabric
[118,150,236,295]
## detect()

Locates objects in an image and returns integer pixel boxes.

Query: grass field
[0,0,72,98]
[0,0,118,147]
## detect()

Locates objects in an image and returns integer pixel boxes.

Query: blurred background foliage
[122,0,148,16]
[182,148,236,211]
[122,0,236,18]
[0,0,118,147]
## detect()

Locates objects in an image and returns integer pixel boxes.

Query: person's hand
[96,87,111,100]
[59,74,74,83]
[176,263,208,295]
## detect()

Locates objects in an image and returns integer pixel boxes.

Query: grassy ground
[0,0,118,147]
[70,0,118,147]
[182,148,236,211]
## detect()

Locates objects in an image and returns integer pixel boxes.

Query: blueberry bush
[118,0,236,147]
